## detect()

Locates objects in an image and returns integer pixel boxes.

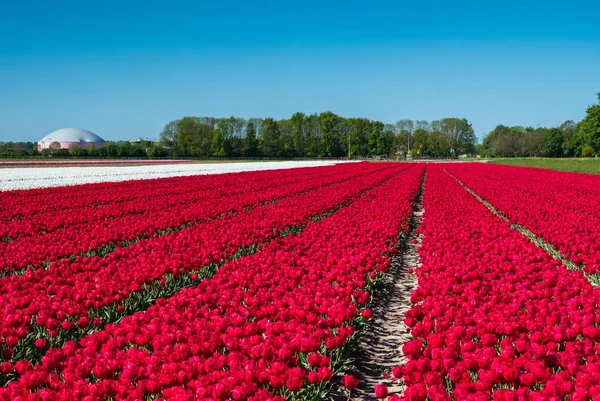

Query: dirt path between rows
[334,172,425,400]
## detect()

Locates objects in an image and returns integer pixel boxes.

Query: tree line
[0,140,167,158]
[2,93,599,160]
[159,112,477,159]
[481,93,600,158]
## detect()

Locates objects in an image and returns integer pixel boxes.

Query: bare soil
[334,175,424,400]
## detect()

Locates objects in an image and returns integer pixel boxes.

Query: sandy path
[336,171,425,400]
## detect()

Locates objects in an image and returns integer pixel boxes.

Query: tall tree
[304,114,322,157]
[560,120,577,157]
[260,118,282,157]
[544,128,564,157]
[290,112,306,156]
[439,118,476,157]
[522,128,547,157]
[211,128,225,156]
[159,120,180,147]
[395,119,414,157]
[347,118,370,157]
[176,117,213,156]
[410,128,429,157]
[320,111,343,157]
[428,132,451,157]
[577,95,600,154]
[243,120,259,157]
[277,119,296,156]
[368,121,384,155]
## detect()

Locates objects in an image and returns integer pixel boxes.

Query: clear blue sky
[1,0,598,142]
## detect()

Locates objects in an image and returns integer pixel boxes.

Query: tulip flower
[374,384,389,399]
[0,164,425,400]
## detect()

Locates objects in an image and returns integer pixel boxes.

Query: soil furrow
[334,168,425,401]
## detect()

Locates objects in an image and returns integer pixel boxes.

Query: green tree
[577,95,600,154]
[428,132,451,157]
[260,118,281,157]
[367,121,384,155]
[410,128,429,157]
[290,112,306,156]
[378,125,395,156]
[582,145,595,157]
[159,120,180,147]
[118,141,137,157]
[522,128,547,157]
[211,128,225,156]
[544,128,564,157]
[49,141,62,153]
[278,119,297,157]
[439,118,476,157]
[243,120,259,157]
[87,144,99,157]
[320,111,343,157]
[69,144,86,157]
[99,142,120,157]
[304,114,323,157]
[560,120,577,157]
[395,119,414,157]
[175,117,213,156]
[148,144,167,158]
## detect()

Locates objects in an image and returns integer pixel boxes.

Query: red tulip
[342,374,360,389]
[374,384,389,399]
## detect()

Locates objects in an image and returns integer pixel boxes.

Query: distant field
[0,159,282,168]
[0,160,343,190]
[488,158,600,174]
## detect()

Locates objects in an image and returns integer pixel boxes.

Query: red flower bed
[0,164,393,273]
[1,163,368,238]
[0,164,424,400]
[0,164,409,364]
[443,163,600,274]
[393,165,600,401]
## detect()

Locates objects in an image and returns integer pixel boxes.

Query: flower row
[443,163,600,274]
[393,165,600,401]
[1,163,358,237]
[1,164,389,273]
[0,164,425,400]
[0,161,342,191]
[0,164,409,365]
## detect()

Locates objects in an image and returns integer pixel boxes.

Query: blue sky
[1,0,598,142]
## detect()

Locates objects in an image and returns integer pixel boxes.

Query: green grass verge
[488,158,600,174]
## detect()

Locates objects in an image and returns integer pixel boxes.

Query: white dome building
[38,128,106,150]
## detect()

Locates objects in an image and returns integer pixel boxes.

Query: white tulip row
[0,161,348,191]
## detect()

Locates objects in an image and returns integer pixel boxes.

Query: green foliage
[260,118,282,157]
[437,118,475,157]
[483,126,546,157]
[320,111,344,157]
[544,128,564,157]
[211,128,225,156]
[159,119,179,147]
[68,144,88,157]
[152,114,477,159]
[147,145,167,158]
[99,142,120,157]
[481,93,600,158]
[578,104,600,153]
[243,121,259,157]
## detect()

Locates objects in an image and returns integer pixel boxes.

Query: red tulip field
[1,162,600,401]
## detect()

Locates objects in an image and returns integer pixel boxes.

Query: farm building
[38,128,106,151]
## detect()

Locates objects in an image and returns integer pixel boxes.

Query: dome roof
[40,128,105,143]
